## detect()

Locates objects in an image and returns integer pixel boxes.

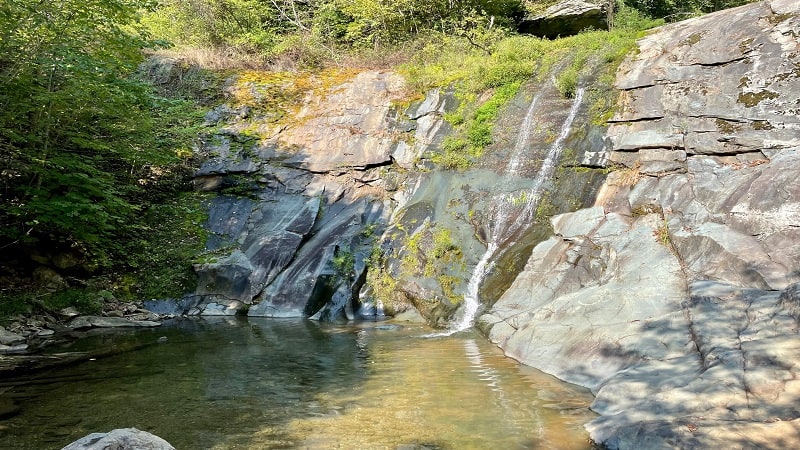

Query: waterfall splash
[446,87,585,335]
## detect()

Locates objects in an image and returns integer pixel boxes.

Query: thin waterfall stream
[449,87,586,334]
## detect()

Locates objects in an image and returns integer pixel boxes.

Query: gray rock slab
[584,281,800,449]
[483,211,688,391]
[551,206,605,238]
[519,0,607,38]
[248,196,388,317]
[275,72,408,172]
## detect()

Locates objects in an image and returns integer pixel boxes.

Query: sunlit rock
[61,428,174,450]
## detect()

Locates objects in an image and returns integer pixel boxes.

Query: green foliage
[555,68,578,98]
[41,288,104,315]
[622,0,757,21]
[365,244,402,312]
[654,216,677,255]
[433,81,521,168]
[0,0,174,267]
[142,1,523,68]
[0,288,103,320]
[219,175,260,199]
[437,274,462,305]
[142,0,292,52]
[332,248,356,278]
[535,191,556,222]
[407,9,653,168]
[0,293,36,319]
[431,228,460,260]
[360,223,379,238]
[0,0,211,317]
[120,194,209,300]
[398,222,463,291]
[611,3,666,30]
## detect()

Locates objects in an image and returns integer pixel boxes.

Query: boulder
[482,2,800,448]
[61,428,174,450]
[519,0,607,39]
[0,326,25,345]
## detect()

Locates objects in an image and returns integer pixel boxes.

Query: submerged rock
[68,316,161,330]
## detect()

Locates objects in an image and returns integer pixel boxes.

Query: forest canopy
[144,0,523,47]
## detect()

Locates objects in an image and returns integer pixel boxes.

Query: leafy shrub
[41,289,103,315]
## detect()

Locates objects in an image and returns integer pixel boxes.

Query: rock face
[480,2,800,448]
[519,0,607,38]
[375,63,608,327]
[61,428,174,450]
[184,71,454,319]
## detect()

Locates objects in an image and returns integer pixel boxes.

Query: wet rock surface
[378,68,607,327]
[482,2,800,448]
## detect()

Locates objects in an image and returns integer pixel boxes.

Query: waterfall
[448,87,585,334]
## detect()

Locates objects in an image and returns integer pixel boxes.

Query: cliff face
[479,1,800,447]
[164,71,452,319]
[159,1,799,447]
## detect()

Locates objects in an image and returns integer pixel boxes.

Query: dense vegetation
[0,0,208,316]
[143,0,755,64]
[624,0,754,20]
[0,0,756,318]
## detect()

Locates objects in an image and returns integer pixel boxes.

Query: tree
[0,0,166,269]
[142,0,523,54]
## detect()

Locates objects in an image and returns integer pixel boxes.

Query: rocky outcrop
[375,63,609,327]
[0,297,170,359]
[185,71,454,319]
[62,428,174,450]
[602,0,799,171]
[519,0,608,38]
[481,2,800,448]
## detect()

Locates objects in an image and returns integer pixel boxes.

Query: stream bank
[0,318,596,449]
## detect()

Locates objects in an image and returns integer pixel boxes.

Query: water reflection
[0,318,594,449]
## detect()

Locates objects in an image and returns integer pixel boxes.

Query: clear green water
[0,318,595,449]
